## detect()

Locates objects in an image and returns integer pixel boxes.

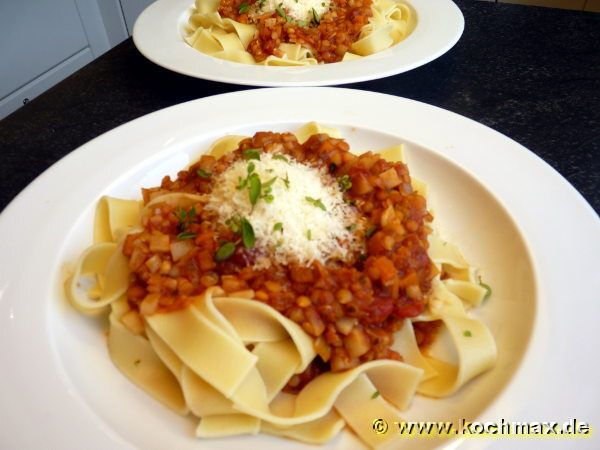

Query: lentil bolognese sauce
[122,130,439,390]
[218,0,373,63]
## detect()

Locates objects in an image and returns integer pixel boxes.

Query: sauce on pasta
[123,131,438,386]
[219,0,373,63]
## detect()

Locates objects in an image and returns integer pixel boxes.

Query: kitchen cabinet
[0,0,155,120]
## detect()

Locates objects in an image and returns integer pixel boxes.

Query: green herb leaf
[238,2,250,13]
[371,390,380,399]
[248,173,262,206]
[197,168,211,179]
[243,148,261,161]
[226,217,241,233]
[263,194,274,203]
[365,226,377,238]
[480,281,492,301]
[273,154,289,163]
[215,242,236,262]
[305,196,326,211]
[236,176,247,190]
[306,229,312,240]
[338,174,352,191]
[312,7,320,23]
[177,232,197,240]
[241,218,255,249]
[263,176,278,189]
[273,222,283,233]
[176,206,196,231]
[276,4,286,17]
[463,330,472,337]
[247,161,256,173]
[283,172,290,189]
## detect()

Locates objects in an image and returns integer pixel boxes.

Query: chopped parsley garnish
[283,172,290,189]
[226,217,241,233]
[371,390,380,399]
[238,164,278,207]
[338,174,352,191]
[248,173,262,206]
[273,154,289,163]
[241,218,255,249]
[197,168,211,178]
[177,232,196,240]
[305,196,326,211]
[463,330,472,337]
[243,148,261,161]
[480,281,492,301]
[215,242,236,262]
[263,176,278,189]
[276,4,286,18]
[273,222,283,233]
[175,206,196,232]
[237,162,256,190]
[312,8,320,24]
[307,229,312,240]
[238,2,250,13]
[365,226,377,238]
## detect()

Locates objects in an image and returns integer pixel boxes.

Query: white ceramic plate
[132,0,464,86]
[1,88,599,450]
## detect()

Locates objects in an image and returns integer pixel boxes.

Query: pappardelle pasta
[66,123,496,449]
[183,0,416,65]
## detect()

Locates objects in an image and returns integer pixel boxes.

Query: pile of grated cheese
[251,0,331,23]
[205,152,362,269]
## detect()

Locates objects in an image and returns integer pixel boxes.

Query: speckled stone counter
[0,0,598,214]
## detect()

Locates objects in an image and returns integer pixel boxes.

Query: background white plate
[133,0,464,86]
[0,88,598,450]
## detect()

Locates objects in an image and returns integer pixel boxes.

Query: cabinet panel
[120,0,156,34]
[0,48,93,120]
[0,0,89,99]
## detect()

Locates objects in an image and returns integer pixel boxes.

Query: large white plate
[1,88,599,450]
[132,0,464,86]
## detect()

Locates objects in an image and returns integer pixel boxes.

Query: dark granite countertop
[0,0,598,214]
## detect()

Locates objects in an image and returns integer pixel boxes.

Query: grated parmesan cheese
[251,0,331,23]
[205,153,362,269]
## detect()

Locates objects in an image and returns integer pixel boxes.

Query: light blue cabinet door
[120,0,156,34]
[0,0,90,99]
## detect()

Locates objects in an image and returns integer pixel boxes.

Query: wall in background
[0,0,154,120]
